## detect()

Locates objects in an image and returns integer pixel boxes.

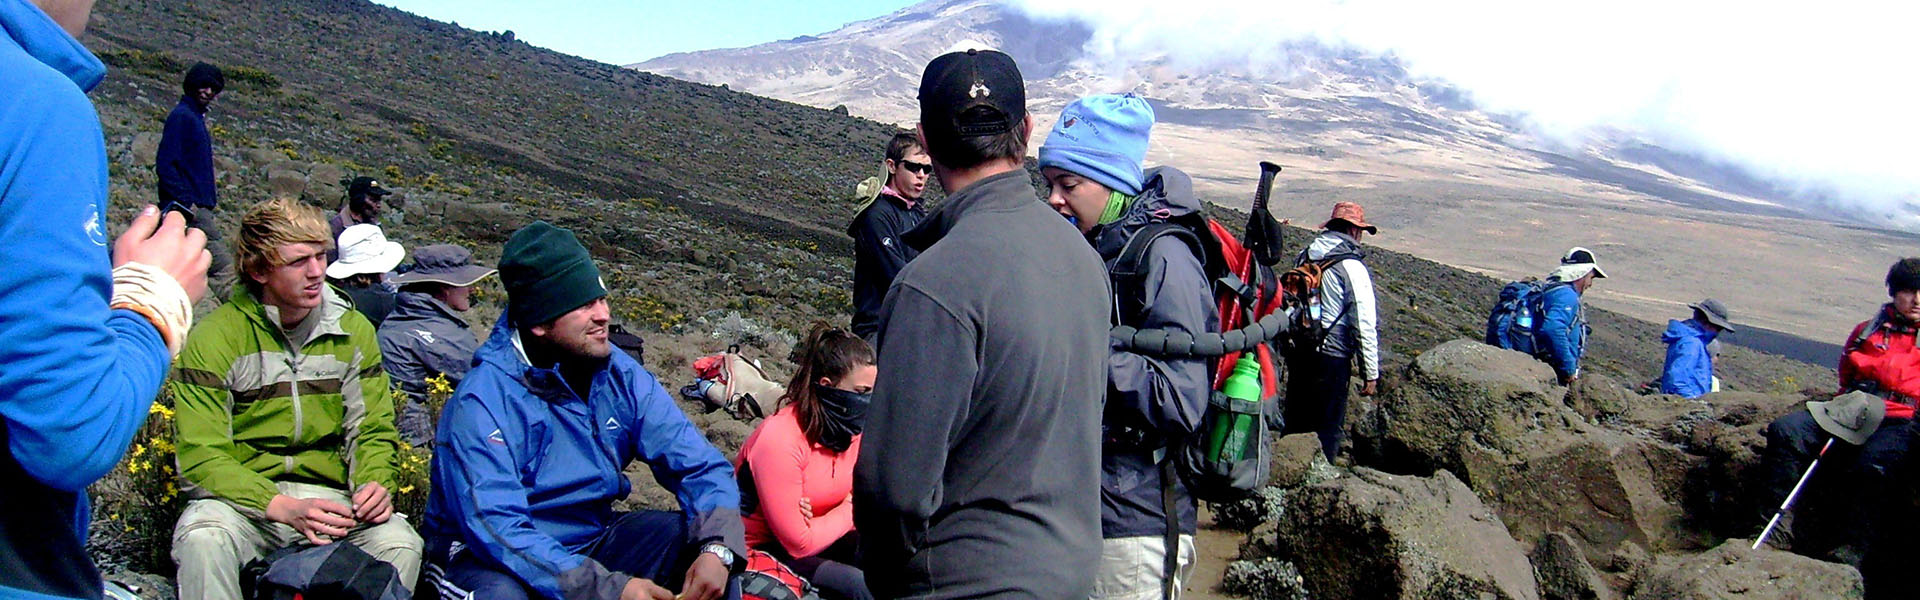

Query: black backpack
[240,543,411,600]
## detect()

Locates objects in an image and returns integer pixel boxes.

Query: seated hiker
[170,198,420,600]
[1038,93,1215,600]
[328,223,404,327]
[1659,298,1734,398]
[847,132,932,342]
[377,243,495,447]
[421,221,744,600]
[1537,247,1606,385]
[1756,258,1920,561]
[735,323,875,600]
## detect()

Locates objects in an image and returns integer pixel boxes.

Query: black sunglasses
[898,160,933,175]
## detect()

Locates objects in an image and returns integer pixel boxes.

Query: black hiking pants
[1759,410,1908,559]
[1283,351,1353,461]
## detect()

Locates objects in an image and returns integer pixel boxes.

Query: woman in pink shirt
[736,324,874,600]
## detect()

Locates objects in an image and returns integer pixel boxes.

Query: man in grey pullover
[854,48,1110,600]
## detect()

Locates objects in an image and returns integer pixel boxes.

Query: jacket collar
[389,291,469,330]
[1090,167,1200,259]
[229,284,353,344]
[479,314,608,405]
[0,0,105,92]
[179,94,209,115]
[902,169,1034,252]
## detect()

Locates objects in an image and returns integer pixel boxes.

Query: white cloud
[1010,0,1920,221]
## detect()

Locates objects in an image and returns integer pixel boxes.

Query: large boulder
[1350,339,1564,474]
[124,132,161,167]
[264,159,308,200]
[305,162,348,206]
[1630,540,1861,599]
[443,202,526,243]
[1532,531,1618,600]
[1461,424,1706,564]
[1262,467,1540,600]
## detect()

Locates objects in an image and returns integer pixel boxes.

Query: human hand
[798,496,814,520]
[680,553,729,600]
[113,206,210,303]
[352,482,394,524]
[265,495,356,545]
[1360,379,1379,396]
[620,577,674,600]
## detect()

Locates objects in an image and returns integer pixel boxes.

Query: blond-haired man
[170,198,420,598]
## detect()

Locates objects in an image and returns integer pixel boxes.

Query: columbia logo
[605,417,620,430]
[487,429,505,445]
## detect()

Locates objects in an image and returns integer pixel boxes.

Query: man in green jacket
[170,198,421,599]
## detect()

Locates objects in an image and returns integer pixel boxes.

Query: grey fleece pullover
[854,169,1110,600]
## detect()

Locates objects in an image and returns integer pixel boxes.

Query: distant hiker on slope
[327,223,405,327]
[1,1,210,597]
[853,47,1109,600]
[378,243,495,447]
[1536,247,1606,385]
[1038,93,1214,600]
[156,61,230,276]
[170,198,420,600]
[329,176,391,262]
[421,221,744,600]
[847,132,931,341]
[1659,298,1734,398]
[1284,202,1382,461]
[736,323,875,600]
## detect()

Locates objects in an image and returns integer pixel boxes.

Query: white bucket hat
[326,224,406,280]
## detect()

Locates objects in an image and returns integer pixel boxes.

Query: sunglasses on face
[898,160,933,175]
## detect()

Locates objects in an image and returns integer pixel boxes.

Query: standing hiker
[2,1,210,596]
[854,48,1108,600]
[1039,93,1214,600]
[156,61,229,276]
[1659,299,1734,398]
[847,132,931,341]
[1537,247,1606,385]
[1283,202,1381,461]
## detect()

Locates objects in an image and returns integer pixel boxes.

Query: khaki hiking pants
[1090,534,1196,600]
[172,481,423,600]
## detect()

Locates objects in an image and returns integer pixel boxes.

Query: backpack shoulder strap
[1849,310,1890,352]
[1111,222,1205,322]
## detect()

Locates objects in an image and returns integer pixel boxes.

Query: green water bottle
[1208,358,1264,464]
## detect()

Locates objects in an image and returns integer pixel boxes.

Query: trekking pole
[1752,437,1835,550]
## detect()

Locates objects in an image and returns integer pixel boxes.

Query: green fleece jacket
[171,285,399,514]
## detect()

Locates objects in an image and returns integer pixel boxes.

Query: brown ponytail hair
[783,322,875,447]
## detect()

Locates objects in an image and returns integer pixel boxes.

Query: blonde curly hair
[235,198,332,290]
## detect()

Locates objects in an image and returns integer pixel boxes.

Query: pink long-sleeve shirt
[736,405,861,558]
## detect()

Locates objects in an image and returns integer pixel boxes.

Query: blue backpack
[1485,280,1562,356]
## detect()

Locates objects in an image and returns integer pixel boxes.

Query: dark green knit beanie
[501,221,606,327]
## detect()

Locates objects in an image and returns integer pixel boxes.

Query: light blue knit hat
[1037,93,1155,196]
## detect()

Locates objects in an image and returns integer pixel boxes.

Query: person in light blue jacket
[421,222,742,600]
[1660,299,1734,398]
[1538,247,1607,384]
[1,0,209,597]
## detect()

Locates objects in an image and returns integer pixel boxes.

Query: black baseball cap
[918,48,1025,139]
[348,176,392,200]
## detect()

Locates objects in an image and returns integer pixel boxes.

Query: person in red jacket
[735,324,874,600]
[1757,258,1920,562]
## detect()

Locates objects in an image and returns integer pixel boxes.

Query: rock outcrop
[1630,540,1862,599]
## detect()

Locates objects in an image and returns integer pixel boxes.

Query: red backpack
[739,549,820,600]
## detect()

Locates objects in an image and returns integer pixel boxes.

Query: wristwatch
[700,542,737,569]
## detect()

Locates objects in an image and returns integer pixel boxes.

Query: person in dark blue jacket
[1,0,210,597]
[1538,247,1607,385]
[155,62,227,275]
[1660,298,1734,398]
[846,132,930,341]
[422,222,743,600]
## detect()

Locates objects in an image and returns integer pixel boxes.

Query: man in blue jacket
[156,62,227,275]
[422,221,743,600]
[2,0,210,597]
[1538,247,1607,385]
[1660,298,1734,398]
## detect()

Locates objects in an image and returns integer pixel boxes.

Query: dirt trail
[1182,508,1243,600]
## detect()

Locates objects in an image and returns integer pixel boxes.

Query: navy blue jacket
[847,192,924,339]
[155,95,216,209]
[422,315,744,600]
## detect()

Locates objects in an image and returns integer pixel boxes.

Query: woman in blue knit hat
[1039,94,1219,600]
